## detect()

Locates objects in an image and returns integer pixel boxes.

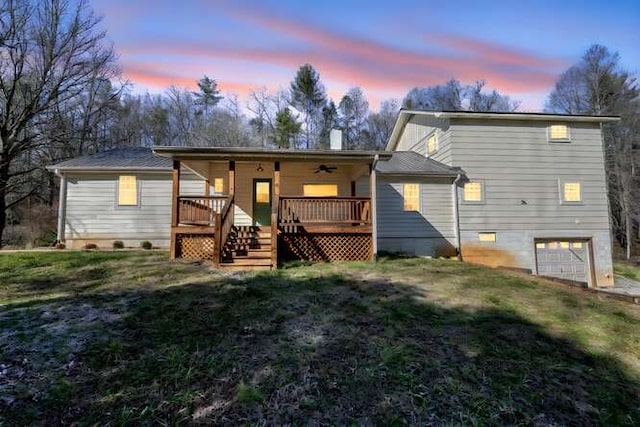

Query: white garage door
[535,240,589,284]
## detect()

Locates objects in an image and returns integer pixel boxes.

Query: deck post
[271,161,280,268]
[370,159,378,261]
[213,212,222,267]
[204,179,210,197]
[170,160,181,259]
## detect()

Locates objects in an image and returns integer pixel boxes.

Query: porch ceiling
[153,146,391,164]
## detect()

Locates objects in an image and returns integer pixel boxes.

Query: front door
[253,179,272,226]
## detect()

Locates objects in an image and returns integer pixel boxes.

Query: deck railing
[178,195,227,226]
[278,197,371,232]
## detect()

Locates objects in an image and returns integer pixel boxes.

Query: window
[562,182,582,203]
[536,242,546,249]
[213,178,224,194]
[118,175,138,206]
[478,232,496,242]
[403,183,420,211]
[303,184,338,197]
[559,241,570,249]
[571,242,583,249]
[255,181,270,203]
[463,181,483,202]
[427,134,437,155]
[548,124,570,142]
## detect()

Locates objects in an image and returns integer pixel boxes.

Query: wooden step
[221,257,272,266]
[218,264,271,271]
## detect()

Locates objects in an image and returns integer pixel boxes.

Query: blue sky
[91,0,640,111]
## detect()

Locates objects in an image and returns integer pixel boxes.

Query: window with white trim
[427,134,437,155]
[548,124,570,142]
[403,183,420,211]
[118,175,138,206]
[463,181,483,202]
[560,181,582,203]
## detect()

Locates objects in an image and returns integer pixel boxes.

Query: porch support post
[271,161,280,268]
[56,172,67,243]
[228,161,235,196]
[350,181,356,197]
[170,160,181,259]
[204,179,210,197]
[370,159,378,261]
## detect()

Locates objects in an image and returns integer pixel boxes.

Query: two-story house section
[386,110,619,287]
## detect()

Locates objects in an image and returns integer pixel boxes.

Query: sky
[90,0,640,112]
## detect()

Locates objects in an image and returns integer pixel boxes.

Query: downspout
[370,154,379,259]
[55,169,67,244]
[453,172,463,261]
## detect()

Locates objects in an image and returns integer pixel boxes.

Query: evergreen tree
[274,108,301,148]
[290,64,327,149]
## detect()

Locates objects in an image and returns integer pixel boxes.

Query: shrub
[140,241,153,250]
[83,243,98,250]
[112,240,124,249]
[54,242,66,250]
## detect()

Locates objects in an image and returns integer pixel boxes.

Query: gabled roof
[47,147,172,172]
[375,151,462,177]
[386,109,621,151]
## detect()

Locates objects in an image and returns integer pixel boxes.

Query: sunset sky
[91,0,639,111]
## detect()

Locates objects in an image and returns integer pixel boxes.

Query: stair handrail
[270,196,280,267]
[214,194,235,267]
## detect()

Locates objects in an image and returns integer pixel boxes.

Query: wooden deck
[171,195,373,267]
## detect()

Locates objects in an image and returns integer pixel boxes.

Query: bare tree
[0,0,118,246]
[247,87,289,147]
[546,45,640,259]
[403,79,518,112]
[364,99,400,149]
[338,87,369,149]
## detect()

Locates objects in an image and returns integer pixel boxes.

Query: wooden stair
[220,225,273,270]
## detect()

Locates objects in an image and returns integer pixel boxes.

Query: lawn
[1,251,639,425]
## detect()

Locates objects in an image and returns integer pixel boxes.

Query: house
[48,110,618,287]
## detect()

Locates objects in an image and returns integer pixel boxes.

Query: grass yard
[1,251,639,425]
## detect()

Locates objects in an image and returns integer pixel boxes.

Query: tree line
[0,0,638,258]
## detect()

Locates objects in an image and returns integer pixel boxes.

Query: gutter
[453,172,464,261]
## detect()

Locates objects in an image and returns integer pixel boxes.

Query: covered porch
[153,147,390,269]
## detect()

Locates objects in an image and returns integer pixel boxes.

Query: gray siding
[376,177,456,256]
[449,119,613,286]
[64,171,203,248]
[396,115,453,165]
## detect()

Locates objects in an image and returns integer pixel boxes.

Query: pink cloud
[114,3,564,111]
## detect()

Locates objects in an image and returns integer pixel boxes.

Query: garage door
[535,240,588,284]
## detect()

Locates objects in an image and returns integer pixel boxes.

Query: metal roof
[47,147,172,172]
[375,151,462,177]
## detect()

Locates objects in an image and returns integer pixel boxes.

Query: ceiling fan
[314,164,337,174]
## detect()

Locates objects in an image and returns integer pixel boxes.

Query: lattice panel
[280,233,372,262]
[176,234,216,260]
